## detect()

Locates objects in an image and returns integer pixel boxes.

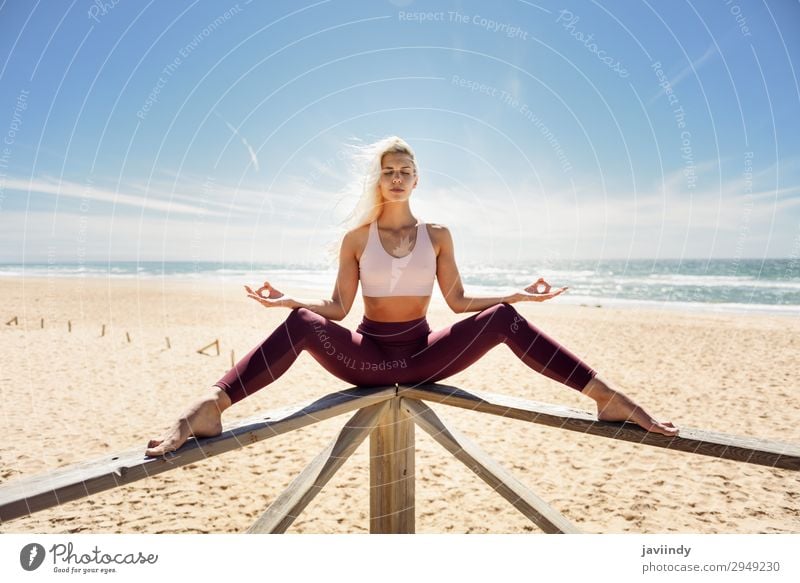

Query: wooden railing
[1,384,798,533]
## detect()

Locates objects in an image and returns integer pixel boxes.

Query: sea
[2,259,799,317]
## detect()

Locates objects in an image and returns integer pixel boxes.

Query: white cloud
[4,163,796,263]
[648,42,719,105]
[4,176,228,217]
[410,171,798,261]
[214,111,260,172]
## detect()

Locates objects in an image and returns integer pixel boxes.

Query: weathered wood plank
[370,397,415,533]
[398,384,800,471]
[401,398,581,534]
[247,401,389,533]
[0,386,397,523]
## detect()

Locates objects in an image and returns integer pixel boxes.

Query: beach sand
[1,276,798,534]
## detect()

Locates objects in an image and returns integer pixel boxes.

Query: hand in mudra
[244,281,293,308]
[515,277,568,302]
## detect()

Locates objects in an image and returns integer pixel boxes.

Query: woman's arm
[434,225,513,313]
[434,225,567,313]
[286,230,360,320]
[245,231,360,321]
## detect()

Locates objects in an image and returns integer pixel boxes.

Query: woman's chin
[382,192,409,202]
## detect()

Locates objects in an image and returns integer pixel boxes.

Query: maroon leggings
[214,302,597,405]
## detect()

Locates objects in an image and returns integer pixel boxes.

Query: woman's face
[378,152,418,202]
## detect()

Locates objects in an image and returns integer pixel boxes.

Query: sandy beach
[0,276,798,534]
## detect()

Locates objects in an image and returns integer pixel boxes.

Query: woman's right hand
[244,281,297,309]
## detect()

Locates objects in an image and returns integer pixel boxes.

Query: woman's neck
[377,204,417,230]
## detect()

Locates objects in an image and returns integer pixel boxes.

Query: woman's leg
[399,303,677,436]
[400,302,596,391]
[146,308,394,456]
[214,307,394,404]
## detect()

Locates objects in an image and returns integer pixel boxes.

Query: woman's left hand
[511,277,568,302]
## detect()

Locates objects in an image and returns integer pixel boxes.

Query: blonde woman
[146,136,676,456]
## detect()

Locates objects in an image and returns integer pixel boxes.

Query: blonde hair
[324,136,418,265]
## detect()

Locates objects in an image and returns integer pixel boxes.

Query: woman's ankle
[581,375,614,402]
[209,386,233,411]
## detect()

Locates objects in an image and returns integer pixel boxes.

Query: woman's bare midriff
[363,295,431,322]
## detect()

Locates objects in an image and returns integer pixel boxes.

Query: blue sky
[1,0,799,266]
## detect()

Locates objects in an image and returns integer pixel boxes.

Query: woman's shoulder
[422,222,452,255]
[424,222,450,239]
[424,221,447,231]
[341,223,372,255]
[345,222,371,241]
[341,221,450,246]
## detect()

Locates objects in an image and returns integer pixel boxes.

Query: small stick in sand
[68,320,72,332]
[165,336,171,349]
[126,331,131,343]
[41,318,44,329]
[101,324,106,337]
[197,339,220,356]
[5,316,18,326]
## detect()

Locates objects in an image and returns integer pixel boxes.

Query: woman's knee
[479,302,520,324]
[285,307,324,325]
[285,307,346,357]
[474,302,522,339]
[284,307,324,337]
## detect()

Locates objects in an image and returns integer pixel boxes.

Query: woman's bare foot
[582,375,678,437]
[145,387,232,456]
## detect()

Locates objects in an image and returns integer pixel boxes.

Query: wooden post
[197,339,220,356]
[370,395,415,533]
[401,398,581,534]
[248,401,389,534]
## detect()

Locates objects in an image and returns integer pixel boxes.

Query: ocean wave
[2,261,798,317]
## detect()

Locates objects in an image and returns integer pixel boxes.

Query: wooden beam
[398,384,800,471]
[370,397,415,533]
[247,401,389,533]
[0,386,397,523]
[401,398,581,534]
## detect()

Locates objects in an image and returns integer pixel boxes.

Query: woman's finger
[525,280,546,293]
[533,287,567,301]
[254,284,272,298]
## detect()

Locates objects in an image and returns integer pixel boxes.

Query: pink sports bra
[359,220,437,297]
